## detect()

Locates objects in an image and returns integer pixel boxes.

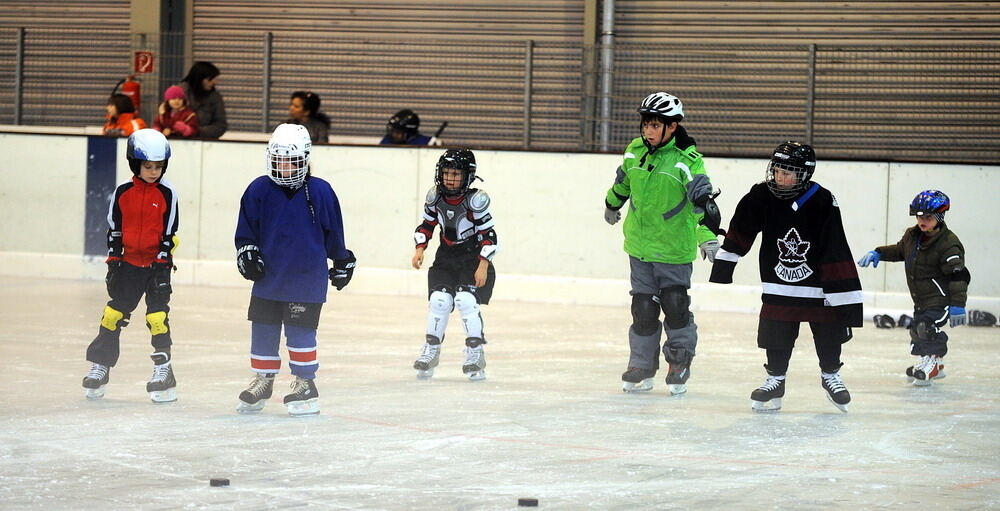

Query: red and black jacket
[106,176,179,267]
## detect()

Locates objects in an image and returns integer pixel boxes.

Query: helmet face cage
[266,124,312,189]
[909,190,950,221]
[126,129,171,176]
[435,149,477,196]
[765,142,816,199]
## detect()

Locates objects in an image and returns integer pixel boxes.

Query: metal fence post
[806,43,816,145]
[14,27,25,125]
[262,32,273,133]
[523,40,534,149]
[598,0,616,151]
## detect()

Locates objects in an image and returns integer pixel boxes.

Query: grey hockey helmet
[765,141,816,199]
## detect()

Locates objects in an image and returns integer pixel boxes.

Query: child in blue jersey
[233,123,356,416]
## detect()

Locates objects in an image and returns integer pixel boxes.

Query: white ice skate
[82,363,110,400]
[146,352,177,403]
[750,375,785,412]
[237,373,274,414]
[462,345,487,381]
[621,367,655,393]
[284,377,320,416]
[413,342,441,379]
[908,355,946,386]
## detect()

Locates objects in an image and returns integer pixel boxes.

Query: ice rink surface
[1,275,998,510]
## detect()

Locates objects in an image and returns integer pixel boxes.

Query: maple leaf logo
[777,228,810,264]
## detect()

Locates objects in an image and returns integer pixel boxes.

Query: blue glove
[857,250,880,268]
[949,306,967,327]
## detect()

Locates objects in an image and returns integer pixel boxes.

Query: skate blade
[236,400,267,414]
[751,398,782,412]
[825,394,849,413]
[286,398,320,416]
[622,378,653,393]
[465,370,486,381]
[149,388,177,403]
[668,383,688,396]
[84,386,106,400]
[912,378,933,387]
[415,368,435,379]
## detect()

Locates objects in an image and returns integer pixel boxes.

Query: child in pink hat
[153,85,199,138]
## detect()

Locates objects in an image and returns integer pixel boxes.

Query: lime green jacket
[605,128,716,264]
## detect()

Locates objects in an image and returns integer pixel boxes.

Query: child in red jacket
[154,86,199,138]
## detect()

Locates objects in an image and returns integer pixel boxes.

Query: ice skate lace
[463,346,483,366]
[758,375,783,391]
[150,363,171,383]
[417,343,440,362]
[290,378,310,395]
[822,372,847,393]
[87,364,108,380]
[247,375,272,397]
[916,356,939,374]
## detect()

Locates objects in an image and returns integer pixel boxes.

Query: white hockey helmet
[638,92,684,121]
[126,129,171,176]
[266,123,312,189]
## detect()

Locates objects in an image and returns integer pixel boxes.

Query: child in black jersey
[411,149,498,381]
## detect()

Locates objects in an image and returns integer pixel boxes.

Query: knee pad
[146,311,169,336]
[428,290,454,315]
[454,290,480,317]
[631,294,660,336]
[659,286,691,330]
[100,306,126,331]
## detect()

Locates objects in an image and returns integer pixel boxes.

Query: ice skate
[82,363,110,400]
[750,374,785,412]
[821,371,850,413]
[664,361,690,396]
[909,355,946,386]
[284,377,320,416]
[462,344,486,381]
[621,367,655,393]
[413,340,441,379]
[146,352,177,403]
[237,373,275,413]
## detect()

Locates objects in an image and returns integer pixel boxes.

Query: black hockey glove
[105,259,122,294]
[237,245,265,281]
[694,190,726,237]
[329,250,356,290]
[150,260,173,298]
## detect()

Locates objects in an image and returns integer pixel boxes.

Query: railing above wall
[0,28,997,164]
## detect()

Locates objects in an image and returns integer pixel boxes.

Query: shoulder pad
[424,186,440,206]
[468,189,491,212]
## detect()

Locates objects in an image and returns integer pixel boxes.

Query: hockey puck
[517,497,538,507]
[209,478,230,487]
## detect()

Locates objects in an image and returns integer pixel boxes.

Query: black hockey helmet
[765,141,816,199]
[435,148,477,196]
[386,109,420,142]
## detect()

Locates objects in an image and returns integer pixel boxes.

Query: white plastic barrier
[1,130,996,314]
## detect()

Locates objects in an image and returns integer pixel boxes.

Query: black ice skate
[621,367,655,393]
[237,373,275,413]
[413,339,441,379]
[821,371,850,413]
[146,352,177,403]
[907,355,946,386]
[284,377,320,416]
[664,361,690,396]
[462,340,487,381]
[82,363,110,400]
[750,375,786,412]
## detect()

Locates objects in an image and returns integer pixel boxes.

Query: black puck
[209,478,230,487]
[518,498,538,507]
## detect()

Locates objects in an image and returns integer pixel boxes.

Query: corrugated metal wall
[191,0,585,147]
[0,1,130,126]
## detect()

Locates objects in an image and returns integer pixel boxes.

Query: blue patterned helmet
[909,190,950,221]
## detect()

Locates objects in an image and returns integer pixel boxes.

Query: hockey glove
[694,191,726,236]
[699,240,720,262]
[857,250,880,268]
[948,306,967,327]
[330,250,356,290]
[236,245,265,281]
[604,206,621,225]
[151,260,173,298]
[105,259,122,294]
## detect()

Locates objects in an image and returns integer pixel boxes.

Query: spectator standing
[179,61,227,138]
